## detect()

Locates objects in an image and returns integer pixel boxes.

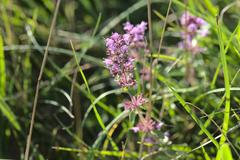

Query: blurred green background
[0,0,240,159]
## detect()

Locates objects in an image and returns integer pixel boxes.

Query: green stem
[217,19,230,145]
[147,0,153,119]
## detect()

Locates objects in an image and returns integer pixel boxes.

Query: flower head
[104,32,136,87]
[105,32,128,55]
[124,94,146,110]
[123,22,134,32]
[104,21,148,87]
[180,12,209,37]
[179,12,209,54]
[180,12,208,34]
[123,21,147,47]
[132,118,156,133]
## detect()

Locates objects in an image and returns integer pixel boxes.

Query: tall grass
[0,0,239,159]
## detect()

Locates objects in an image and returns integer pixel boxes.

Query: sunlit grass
[0,0,239,159]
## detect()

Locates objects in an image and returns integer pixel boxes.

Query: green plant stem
[217,19,230,145]
[138,133,146,159]
[147,0,153,119]
[0,34,6,97]
[157,0,172,54]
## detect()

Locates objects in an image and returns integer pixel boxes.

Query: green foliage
[0,0,239,159]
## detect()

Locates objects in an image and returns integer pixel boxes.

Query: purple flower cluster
[104,21,162,134]
[104,33,135,87]
[179,12,209,54]
[123,21,147,48]
[123,94,146,110]
[104,21,147,87]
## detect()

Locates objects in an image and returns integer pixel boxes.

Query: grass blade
[201,146,211,160]
[0,97,21,131]
[216,143,233,160]
[71,40,106,130]
[70,41,119,155]
[155,72,219,148]
[93,110,130,148]
[81,88,124,128]
[217,19,230,145]
[99,0,163,36]
[0,34,6,97]
[168,85,219,148]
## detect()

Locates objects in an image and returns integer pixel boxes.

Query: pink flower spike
[123,21,147,47]
[104,32,136,87]
[179,12,209,54]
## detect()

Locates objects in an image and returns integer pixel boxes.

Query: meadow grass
[0,0,239,159]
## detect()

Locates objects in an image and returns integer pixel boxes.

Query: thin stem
[70,67,78,112]
[157,0,172,54]
[24,1,61,159]
[147,0,153,119]
[156,0,172,120]
[183,0,196,85]
[137,108,145,122]
[136,108,147,158]
[138,133,146,159]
